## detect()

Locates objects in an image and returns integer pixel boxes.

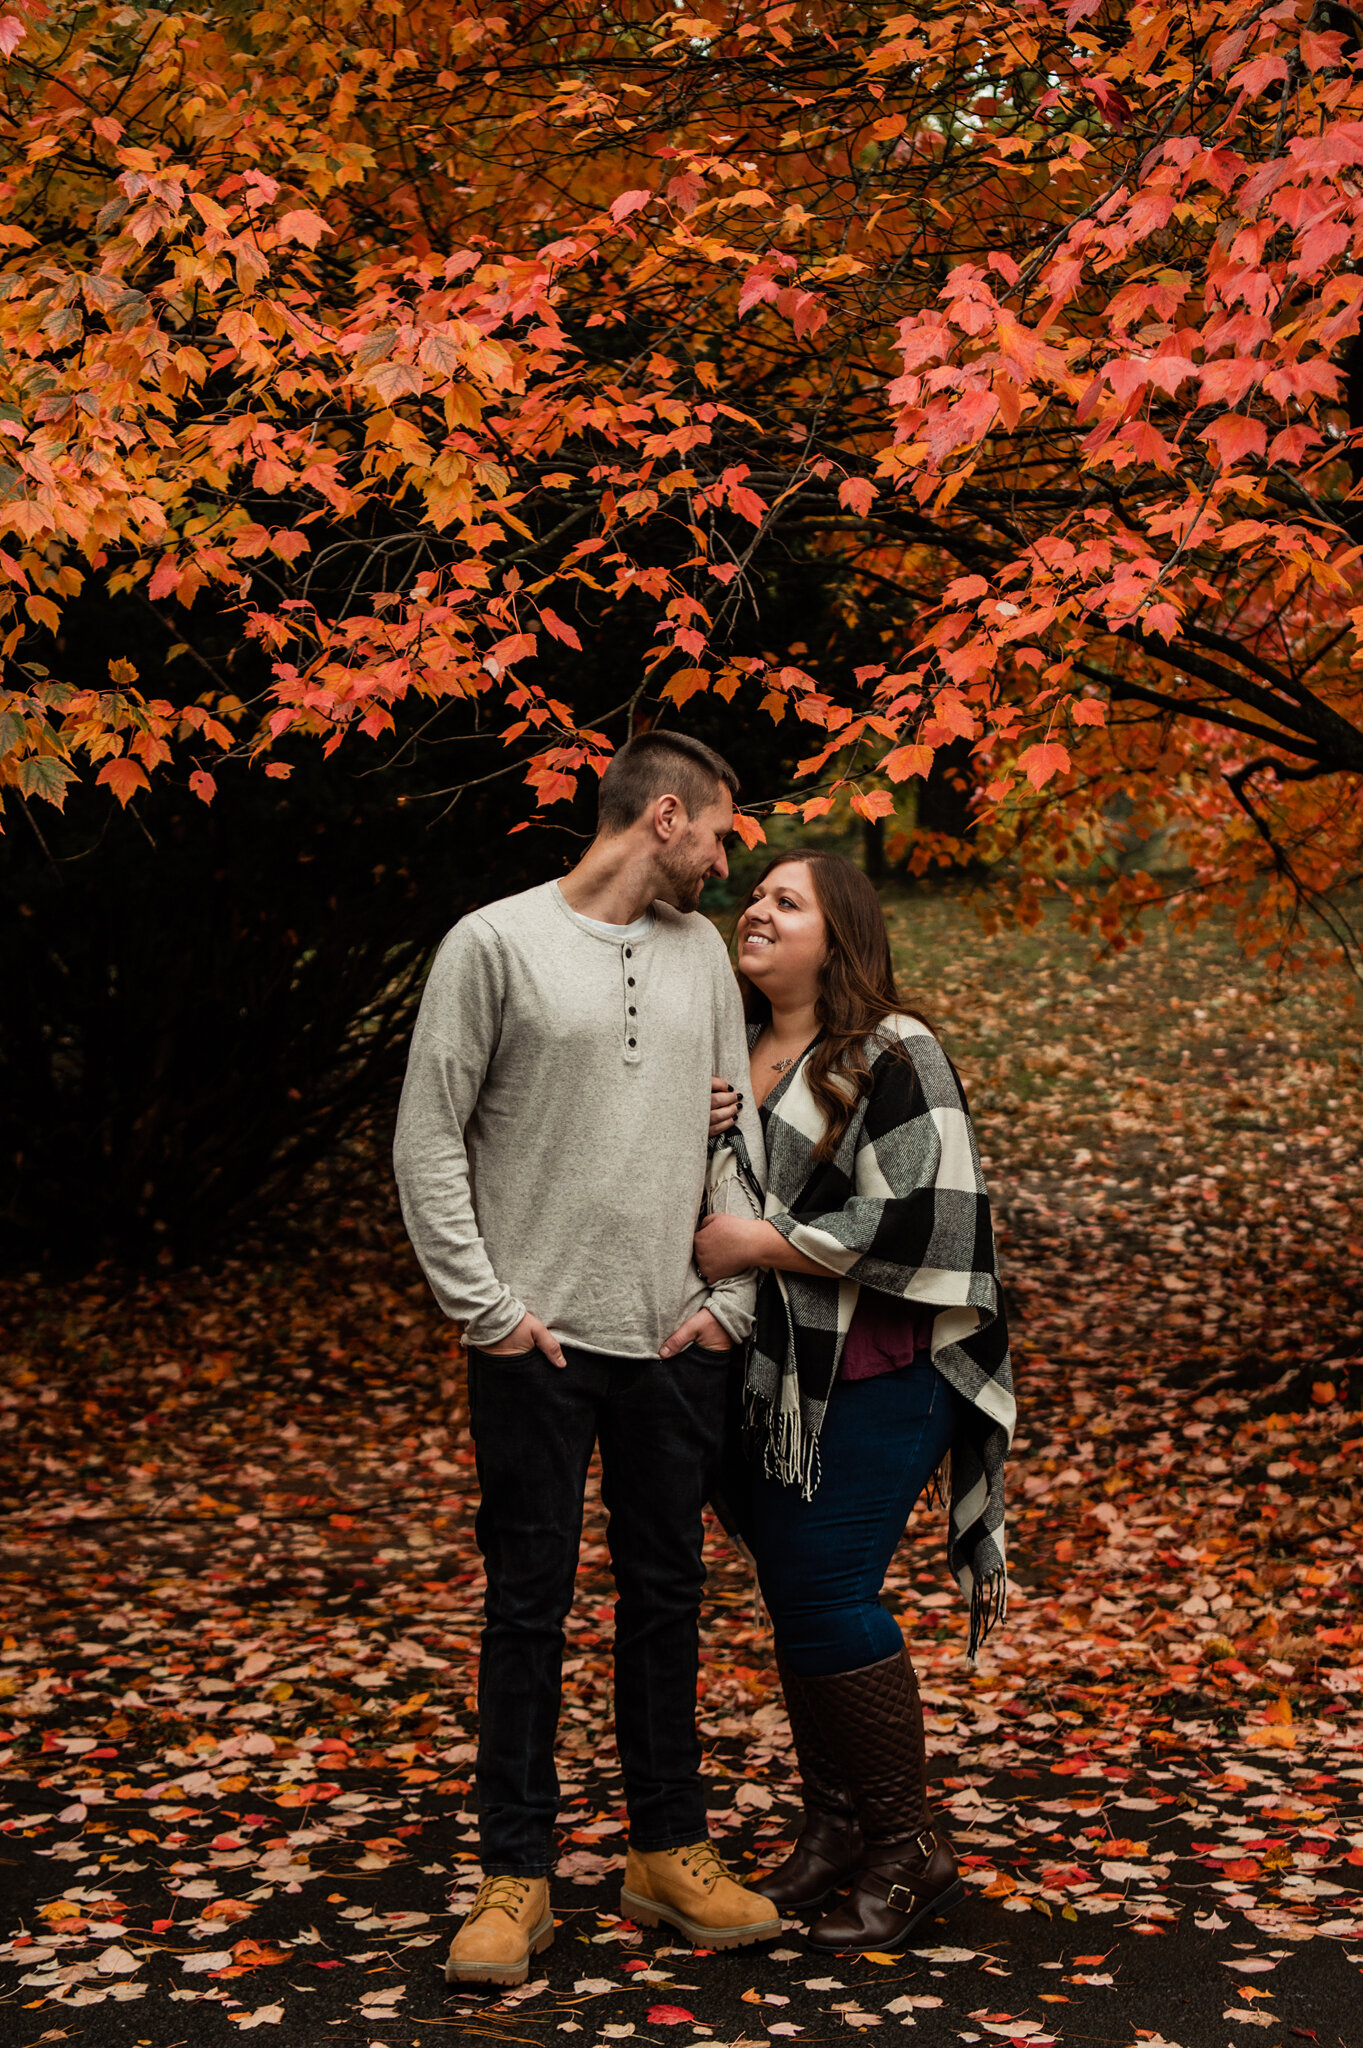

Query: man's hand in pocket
[659,1308,733,1360]
[479,1313,567,1369]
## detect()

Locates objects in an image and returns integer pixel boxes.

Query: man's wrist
[461,1298,528,1350]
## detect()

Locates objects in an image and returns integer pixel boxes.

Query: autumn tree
[2,0,1362,988]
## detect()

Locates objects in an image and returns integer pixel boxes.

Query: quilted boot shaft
[799,1645,933,1848]
[752,1656,862,1914]
[781,1653,858,1835]
[798,1647,964,1952]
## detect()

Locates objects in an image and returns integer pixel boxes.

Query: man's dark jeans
[466,1339,730,1877]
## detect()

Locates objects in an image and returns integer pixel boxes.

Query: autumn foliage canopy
[2,0,1363,965]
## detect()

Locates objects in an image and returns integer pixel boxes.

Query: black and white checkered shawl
[746,1014,1014,1655]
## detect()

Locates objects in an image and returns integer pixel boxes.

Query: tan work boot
[444,1874,553,1986]
[621,1841,782,1949]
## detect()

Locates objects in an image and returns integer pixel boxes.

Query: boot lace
[676,1841,726,1892]
[467,1874,535,1924]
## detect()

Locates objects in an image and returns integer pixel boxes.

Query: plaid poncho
[747,1014,1014,1655]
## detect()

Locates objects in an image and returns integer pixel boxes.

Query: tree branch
[1074,662,1328,760]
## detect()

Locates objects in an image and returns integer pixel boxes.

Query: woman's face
[737,861,828,1006]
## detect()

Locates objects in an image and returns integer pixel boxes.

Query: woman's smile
[736,863,828,998]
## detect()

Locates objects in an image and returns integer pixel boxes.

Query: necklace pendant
[770,1054,796,1073]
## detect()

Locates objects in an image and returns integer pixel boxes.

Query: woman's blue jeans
[747,1362,958,1678]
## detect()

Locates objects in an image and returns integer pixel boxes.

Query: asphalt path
[4,1760,1360,2048]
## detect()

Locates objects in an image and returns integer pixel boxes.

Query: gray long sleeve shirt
[393,880,765,1356]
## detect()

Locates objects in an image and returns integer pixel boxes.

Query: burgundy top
[840,1289,934,1381]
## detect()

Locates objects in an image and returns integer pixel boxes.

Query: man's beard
[657,847,707,912]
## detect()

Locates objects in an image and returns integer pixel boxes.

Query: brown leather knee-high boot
[751,1654,863,1914]
[799,1646,963,1951]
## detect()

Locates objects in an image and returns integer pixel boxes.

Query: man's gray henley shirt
[393,880,765,1357]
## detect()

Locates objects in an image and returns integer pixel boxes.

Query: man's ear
[652,793,685,841]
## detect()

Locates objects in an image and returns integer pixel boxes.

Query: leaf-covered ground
[2,893,1361,2048]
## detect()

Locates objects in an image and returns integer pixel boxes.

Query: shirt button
[627,1038,636,1048]
[624,948,632,959]
[628,1006,636,1016]
[627,977,635,987]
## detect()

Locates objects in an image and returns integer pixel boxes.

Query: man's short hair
[597,731,739,834]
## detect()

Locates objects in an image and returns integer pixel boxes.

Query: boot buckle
[884,1879,920,1912]
[917,1828,937,1859]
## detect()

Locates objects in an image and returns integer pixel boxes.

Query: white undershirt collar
[554,883,656,944]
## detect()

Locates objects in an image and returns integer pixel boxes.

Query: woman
[696,850,1013,1952]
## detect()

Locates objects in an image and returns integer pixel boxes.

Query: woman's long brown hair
[736,849,932,1162]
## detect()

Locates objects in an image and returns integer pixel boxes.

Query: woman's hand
[694,1213,765,1282]
[709,1074,741,1137]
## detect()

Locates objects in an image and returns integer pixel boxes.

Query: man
[394,731,778,1987]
